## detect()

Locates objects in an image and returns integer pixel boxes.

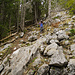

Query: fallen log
[0,38,16,47]
[0,32,17,42]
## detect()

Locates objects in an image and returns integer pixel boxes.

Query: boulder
[50,39,59,44]
[72,15,75,20]
[46,34,52,44]
[65,40,70,45]
[73,39,75,43]
[70,44,75,51]
[19,32,24,38]
[68,59,75,75]
[15,36,19,39]
[49,50,68,67]
[37,64,49,75]
[28,35,37,42]
[40,45,45,53]
[50,67,68,75]
[46,49,57,57]
[44,43,58,55]
[56,30,69,40]
[55,19,61,22]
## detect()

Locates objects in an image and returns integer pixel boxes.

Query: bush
[70,29,75,36]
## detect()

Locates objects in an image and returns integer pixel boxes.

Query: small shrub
[70,29,75,36]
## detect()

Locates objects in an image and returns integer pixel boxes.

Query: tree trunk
[17,3,19,33]
[48,0,52,25]
[21,0,26,31]
[34,2,37,24]
[9,15,11,34]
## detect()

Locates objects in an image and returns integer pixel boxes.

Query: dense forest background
[0,0,75,40]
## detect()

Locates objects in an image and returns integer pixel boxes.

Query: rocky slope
[0,11,75,75]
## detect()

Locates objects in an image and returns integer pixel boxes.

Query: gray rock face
[56,30,69,40]
[32,58,42,66]
[68,59,75,75]
[49,50,68,67]
[19,32,24,38]
[37,64,49,75]
[28,35,37,42]
[70,44,75,51]
[65,40,70,45]
[0,64,4,73]
[44,43,58,55]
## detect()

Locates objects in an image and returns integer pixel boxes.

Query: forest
[0,0,75,39]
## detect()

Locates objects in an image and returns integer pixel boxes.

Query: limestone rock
[44,43,58,55]
[72,15,75,20]
[68,59,75,75]
[65,40,70,45]
[28,35,37,42]
[70,44,75,51]
[49,50,68,67]
[19,32,24,38]
[37,64,49,75]
[0,64,4,73]
[50,67,68,75]
[32,58,42,66]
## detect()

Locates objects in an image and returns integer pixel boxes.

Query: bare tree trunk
[17,11,19,33]
[9,15,11,34]
[21,0,26,31]
[48,0,52,25]
[17,3,19,33]
[34,2,37,24]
